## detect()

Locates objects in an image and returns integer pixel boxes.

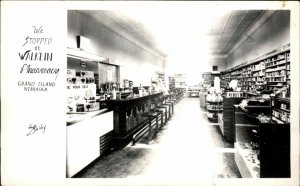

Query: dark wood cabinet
[259,123,290,178]
[218,97,243,141]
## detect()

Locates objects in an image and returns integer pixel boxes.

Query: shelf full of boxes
[221,44,290,96]
[174,74,187,88]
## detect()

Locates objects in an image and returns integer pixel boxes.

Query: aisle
[75,98,241,180]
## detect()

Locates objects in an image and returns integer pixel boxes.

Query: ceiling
[82,9,264,58]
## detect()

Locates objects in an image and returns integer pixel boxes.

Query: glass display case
[234,104,290,178]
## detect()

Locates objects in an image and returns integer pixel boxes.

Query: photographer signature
[27,124,46,136]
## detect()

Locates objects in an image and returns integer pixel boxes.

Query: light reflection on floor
[75,98,241,180]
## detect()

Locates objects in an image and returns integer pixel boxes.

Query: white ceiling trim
[227,10,277,57]
[87,11,166,60]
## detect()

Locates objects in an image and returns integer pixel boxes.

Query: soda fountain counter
[66,78,114,177]
[66,91,166,177]
[107,92,164,147]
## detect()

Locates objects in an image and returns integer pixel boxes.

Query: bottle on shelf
[99,88,103,95]
[111,82,117,99]
[138,84,143,97]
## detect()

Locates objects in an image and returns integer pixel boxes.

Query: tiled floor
[75,97,241,180]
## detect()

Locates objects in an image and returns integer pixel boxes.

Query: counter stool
[132,112,158,146]
[141,107,159,144]
[162,97,172,119]
[156,98,169,123]
[169,94,177,105]
[152,98,165,129]
[154,105,165,130]
[155,109,164,130]
[167,98,175,115]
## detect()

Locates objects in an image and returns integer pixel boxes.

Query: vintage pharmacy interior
[66,10,291,179]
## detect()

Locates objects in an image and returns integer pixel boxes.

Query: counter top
[107,92,163,108]
[109,92,163,102]
[66,109,110,126]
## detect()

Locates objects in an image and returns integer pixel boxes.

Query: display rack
[220,72,230,88]
[206,100,223,121]
[264,50,289,91]
[174,74,187,88]
[221,44,290,94]
[168,76,175,92]
[202,72,213,86]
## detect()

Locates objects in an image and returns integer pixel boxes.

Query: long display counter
[107,92,165,147]
[66,109,114,177]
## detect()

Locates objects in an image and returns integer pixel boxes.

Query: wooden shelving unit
[221,44,290,94]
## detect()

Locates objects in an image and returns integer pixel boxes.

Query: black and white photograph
[1,1,300,186]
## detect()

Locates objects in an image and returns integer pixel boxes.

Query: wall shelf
[221,45,290,93]
[265,68,286,72]
[268,81,286,83]
[268,85,285,87]
[265,75,285,78]
[251,69,262,72]
[265,57,285,63]
[266,62,286,68]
